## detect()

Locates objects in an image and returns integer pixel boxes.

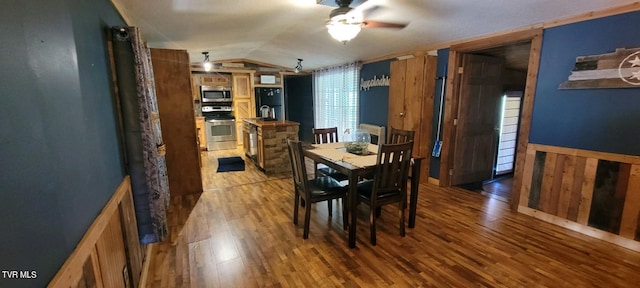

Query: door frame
[439,28,543,210]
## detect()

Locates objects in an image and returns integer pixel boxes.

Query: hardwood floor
[482,175,513,202]
[146,148,640,287]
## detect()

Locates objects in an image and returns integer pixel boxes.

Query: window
[313,62,360,138]
[495,92,522,175]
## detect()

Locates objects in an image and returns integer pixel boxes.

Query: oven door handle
[207,119,236,123]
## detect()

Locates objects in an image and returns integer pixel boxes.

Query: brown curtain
[111,26,170,243]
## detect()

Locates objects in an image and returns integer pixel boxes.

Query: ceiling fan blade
[359,4,381,18]
[362,21,407,29]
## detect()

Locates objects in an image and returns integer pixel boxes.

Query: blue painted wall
[0,0,126,286]
[359,59,391,127]
[530,10,640,155]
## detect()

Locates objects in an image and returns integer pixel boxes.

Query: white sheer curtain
[313,62,360,140]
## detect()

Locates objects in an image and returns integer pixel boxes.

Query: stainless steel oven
[205,119,237,151]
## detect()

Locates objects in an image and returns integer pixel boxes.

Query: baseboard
[427,177,440,186]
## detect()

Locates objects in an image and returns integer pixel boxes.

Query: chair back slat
[313,127,338,144]
[389,128,415,144]
[373,141,413,196]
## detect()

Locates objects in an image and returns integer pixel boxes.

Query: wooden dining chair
[388,127,415,144]
[359,123,386,144]
[287,139,348,239]
[356,141,414,245]
[313,127,339,144]
[388,127,417,209]
[311,127,349,181]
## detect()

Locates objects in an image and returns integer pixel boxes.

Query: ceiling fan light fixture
[202,51,212,71]
[326,20,361,43]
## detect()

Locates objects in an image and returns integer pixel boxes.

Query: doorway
[439,29,543,209]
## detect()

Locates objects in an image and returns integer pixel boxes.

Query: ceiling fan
[318,0,408,43]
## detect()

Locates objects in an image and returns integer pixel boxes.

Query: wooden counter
[242,118,300,128]
[243,119,299,174]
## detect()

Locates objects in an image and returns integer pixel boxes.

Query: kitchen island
[242,118,299,174]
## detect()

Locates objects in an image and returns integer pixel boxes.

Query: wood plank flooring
[146,148,640,287]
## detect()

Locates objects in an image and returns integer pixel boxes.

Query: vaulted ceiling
[111,0,637,71]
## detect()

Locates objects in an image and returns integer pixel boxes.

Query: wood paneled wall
[48,177,146,288]
[388,55,436,183]
[517,143,640,251]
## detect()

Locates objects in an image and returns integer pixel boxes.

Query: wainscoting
[517,143,640,251]
[48,177,146,288]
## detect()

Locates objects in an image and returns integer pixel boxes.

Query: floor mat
[216,156,245,172]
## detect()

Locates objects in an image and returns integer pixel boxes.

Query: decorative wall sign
[360,74,390,91]
[559,47,640,89]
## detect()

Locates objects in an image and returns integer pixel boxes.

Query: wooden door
[451,54,504,185]
[151,48,203,195]
[402,56,427,132]
[233,73,253,145]
[388,60,407,131]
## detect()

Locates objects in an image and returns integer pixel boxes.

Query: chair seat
[357,180,402,201]
[317,166,349,182]
[309,176,346,198]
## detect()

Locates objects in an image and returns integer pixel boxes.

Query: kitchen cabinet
[388,55,437,183]
[195,116,206,150]
[201,74,231,87]
[150,48,203,195]
[254,72,283,88]
[191,73,232,100]
[233,73,254,145]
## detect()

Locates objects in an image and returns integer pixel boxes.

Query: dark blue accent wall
[359,60,391,127]
[530,11,640,156]
[429,49,450,179]
[0,0,126,287]
[285,74,315,143]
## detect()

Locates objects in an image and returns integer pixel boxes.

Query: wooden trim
[138,243,155,288]
[48,176,132,288]
[518,206,640,252]
[438,49,461,187]
[450,28,542,52]
[109,0,132,25]
[90,247,105,288]
[441,29,542,191]
[544,2,640,28]
[427,177,440,186]
[620,164,640,238]
[509,31,543,210]
[529,143,640,165]
[190,66,258,74]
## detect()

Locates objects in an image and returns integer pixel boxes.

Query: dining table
[303,142,423,248]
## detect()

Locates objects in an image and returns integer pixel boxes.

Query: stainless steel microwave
[200,86,232,103]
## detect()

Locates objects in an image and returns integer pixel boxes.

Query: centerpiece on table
[343,128,371,155]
